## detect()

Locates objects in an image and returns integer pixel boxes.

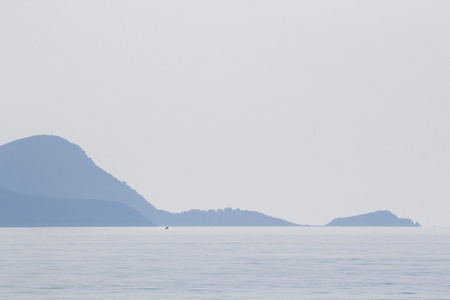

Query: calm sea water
[0,227,448,299]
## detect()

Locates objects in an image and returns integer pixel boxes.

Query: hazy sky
[1,0,450,226]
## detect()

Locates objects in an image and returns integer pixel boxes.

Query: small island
[325,210,421,227]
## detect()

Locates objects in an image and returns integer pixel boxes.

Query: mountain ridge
[0,186,154,227]
[0,135,157,212]
[0,135,298,226]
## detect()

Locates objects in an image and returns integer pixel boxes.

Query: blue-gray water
[0,227,448,299]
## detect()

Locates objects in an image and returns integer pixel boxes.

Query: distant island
[0,135,423,228]
[0,135,298,227]
[325,210,421,227]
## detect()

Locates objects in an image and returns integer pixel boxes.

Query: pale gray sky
[1,0,450,226]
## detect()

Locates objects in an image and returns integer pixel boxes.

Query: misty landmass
[0,135,422,227]
[325,210,421,227]
[0,135,298,227]
[157,207,294,226]
[0,187,154,227]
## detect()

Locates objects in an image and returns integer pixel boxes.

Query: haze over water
[2,1,450,227]
[1,227,448,299]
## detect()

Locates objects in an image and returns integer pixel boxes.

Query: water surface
[0,227,448,299]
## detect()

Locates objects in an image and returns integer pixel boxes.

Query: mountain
[325,210,421,227]
[0,187,154,227]
[0,135,157,213]
[159,208,295,226]
[0,135,297,226]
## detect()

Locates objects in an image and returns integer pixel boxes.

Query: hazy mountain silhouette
[0,135,157,214]
[325,210,421,227]
[0,187,154,227]
[0,135,297,226]
[158,208,295,226]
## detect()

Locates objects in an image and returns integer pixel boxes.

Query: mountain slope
[0,135,297,226]
[0,187,154,227]
[0,135,157,217]
[164,208,296,226]
[325,210,421,227]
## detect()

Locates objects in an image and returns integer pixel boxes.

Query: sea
[0,227,448,299]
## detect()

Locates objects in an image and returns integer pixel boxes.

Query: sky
[1,0,450,226]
